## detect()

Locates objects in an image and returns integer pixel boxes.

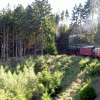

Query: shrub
[41,90,52,100]
[89,59,99,68]
[48,71,63,96]
[0,61,39,100]
[40,69,52,86]
[4,62,12,73]
[16,63,21,74]
[88,63,100,76]
[48,42,58,55]
[34,56,46,74]
[0,89,7,99]
[78,84,96,100]
[33,83,46,98]
[21,56,35,71]
[44,54,51,64]
[79,57,90,70]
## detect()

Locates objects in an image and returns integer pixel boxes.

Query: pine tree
[61,10,64,21]
[55,14,60,26]
[43,18,58,55]
[65,9,69,20]
[13,4,24,64]
[77,3,83,25]
[71,4,78,25]
[97,0,100,44]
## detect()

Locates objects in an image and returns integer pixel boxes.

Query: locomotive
[66,45,100,58]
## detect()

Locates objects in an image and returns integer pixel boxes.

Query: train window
[95,49,100,53]
[98,49,100,53]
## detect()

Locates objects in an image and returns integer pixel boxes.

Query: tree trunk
[0,35,2,58]
[20,29,22,64]
[28,40,29,54]
[13,30,14,63]
[34,34,36,58]
[4,25,5,66]
[7,28,8,63]
[67,30,69,46]
[18,41,20,58]
[16,31,17,63]
[1,33,3,61]
[22,29,23,57]
[91,11,94,45]
[41,25,43,55]
[24,40,25,56]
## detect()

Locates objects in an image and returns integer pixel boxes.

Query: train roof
[67,45,97,49]
[95,48,100,49]
[95,45,100,48]
[81,46,94,48]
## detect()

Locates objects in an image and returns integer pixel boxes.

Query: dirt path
[52,70,100,100]
[53,70,87,100]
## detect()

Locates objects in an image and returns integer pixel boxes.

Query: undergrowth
[0,54,100,100]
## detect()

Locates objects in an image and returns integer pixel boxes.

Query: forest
[0,0,59,66]
[0,0,100,99]
[0,0,100,65]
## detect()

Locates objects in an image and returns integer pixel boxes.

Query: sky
[0,0,87,26]
[0,0,87,15]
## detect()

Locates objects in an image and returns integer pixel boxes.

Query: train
[66,45,100,58]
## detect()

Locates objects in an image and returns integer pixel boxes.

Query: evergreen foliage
[43,18,58,55]
[0,57,38,100]
[78,83,96,100]
[56,24,69,53]
[41,90,52,100]
[70,0,98,45]
[0,0,58,64]
[86,59,100,76]
[34,55,46,74]
[79,57,90,70]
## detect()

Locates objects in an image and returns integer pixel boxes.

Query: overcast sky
[0,0,87,15]
[0,0,87,26]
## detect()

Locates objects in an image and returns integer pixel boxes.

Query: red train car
[80,46,95,56]
[94,46,100,58]
[66,45,100,59]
